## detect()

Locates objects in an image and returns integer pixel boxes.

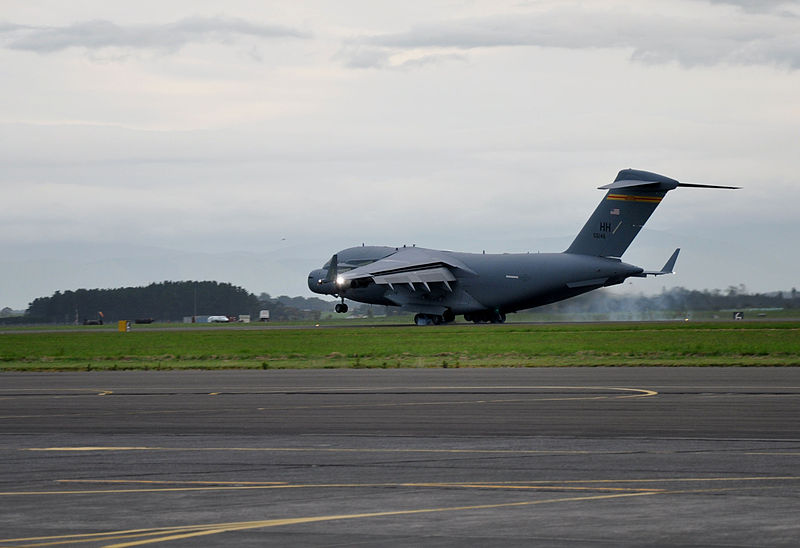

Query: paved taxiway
[1,368,799,546]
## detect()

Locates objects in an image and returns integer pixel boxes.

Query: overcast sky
[1,0,799,310]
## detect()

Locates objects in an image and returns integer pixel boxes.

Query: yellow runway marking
[57,480,288,486]
[0,491,659,547]
[0,385,657,420]
[3,476,797,498]
[0,476,795,545]
[59,479,662,493]
[23,446,626,455]
[0,386,657,419]
[0,482,650,497]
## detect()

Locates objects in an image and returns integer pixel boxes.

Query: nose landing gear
[334,298,348,314]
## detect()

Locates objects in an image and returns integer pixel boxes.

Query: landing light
[336,275,345,286]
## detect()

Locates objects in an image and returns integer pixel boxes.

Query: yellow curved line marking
[4,385,657,421]
[0,482,646,497]
[0,491,658,547]
[4,475,796,498]
[1,476,796,545]
[25,447,627,455]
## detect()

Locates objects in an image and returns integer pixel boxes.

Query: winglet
[640,248,680,276]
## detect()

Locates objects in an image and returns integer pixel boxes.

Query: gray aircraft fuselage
[309,248,641,318]
[307,169,736,324]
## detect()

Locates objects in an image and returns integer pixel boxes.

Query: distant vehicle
[308,169,738,325]
[207,316,230,323]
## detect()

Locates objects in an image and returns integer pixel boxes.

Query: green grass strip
[2,322,799,371]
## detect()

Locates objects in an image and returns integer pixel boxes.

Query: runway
[1,368,799,546]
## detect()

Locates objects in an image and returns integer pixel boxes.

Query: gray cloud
[707,0,799,14]
[342,5,800,70]
[335,44,467,70]
[335,45,393,69]
[0,16,310,54]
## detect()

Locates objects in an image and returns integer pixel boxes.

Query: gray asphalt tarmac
[1,368,799,546]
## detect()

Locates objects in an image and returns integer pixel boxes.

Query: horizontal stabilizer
[637,248,680,277]
[599,179,739,192]
[675,182,741,190]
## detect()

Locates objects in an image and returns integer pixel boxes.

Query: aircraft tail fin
[565,169,737,258]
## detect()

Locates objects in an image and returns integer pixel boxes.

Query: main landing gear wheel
[465,310,506,324]
[414,314,431,326]
[335,303,348,313]
[413,311,455,326]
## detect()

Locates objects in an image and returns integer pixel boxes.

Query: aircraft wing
[337,247,471,292]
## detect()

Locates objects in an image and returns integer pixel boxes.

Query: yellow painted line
[458,476,800,484]
[0,491,659,547]
[0,389,111,393]
[28,447,154,452]
[0,386,657,418]
[58,480,287,486]
[397,482,662,493]
[254,396,613,410]
[2,478,795,544]
[0,482,637,497]
[23,446,624,455]
[0,524,237,546]
[0,487,298,496]
[57,479,657,493]
[249,386,658,411]
[5,476,797,498]
[0,385,657,396]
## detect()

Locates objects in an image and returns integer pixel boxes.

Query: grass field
[2,321,800,370]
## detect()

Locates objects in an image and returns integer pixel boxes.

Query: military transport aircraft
[308,169,738,325]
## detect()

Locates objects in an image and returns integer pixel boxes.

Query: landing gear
[334,300,349,314]
[464,310,506,324]
[413,311,455,326]
[414,314,432,326]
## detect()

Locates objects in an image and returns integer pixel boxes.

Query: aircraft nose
[308,269,333,294]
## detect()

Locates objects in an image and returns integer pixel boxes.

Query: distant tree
[25,281,260,323]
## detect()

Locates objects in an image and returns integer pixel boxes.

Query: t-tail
[565,169,738,258]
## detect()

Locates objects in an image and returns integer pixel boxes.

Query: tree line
[22,281,260,324]
[18,282,330,324]
[5,282,799,325]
